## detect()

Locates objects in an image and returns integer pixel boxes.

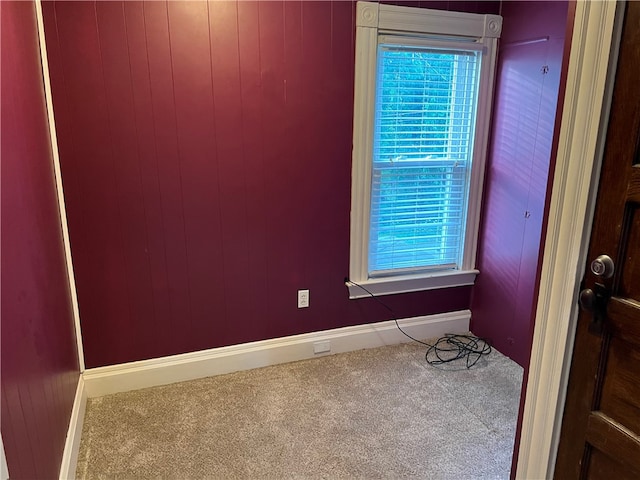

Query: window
[348,2,502,298]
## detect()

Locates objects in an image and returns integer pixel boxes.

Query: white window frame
[348,1,502,299]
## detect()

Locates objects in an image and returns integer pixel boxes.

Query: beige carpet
[76,340,523,479]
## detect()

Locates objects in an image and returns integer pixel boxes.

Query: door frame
[516,1,625,478]
[26,0,622,476]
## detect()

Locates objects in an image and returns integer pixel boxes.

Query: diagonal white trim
[59,377,87,480]
[0,434,8,480]
[34,0,85,371]
[82,311,470,398]
[516,1,620,478]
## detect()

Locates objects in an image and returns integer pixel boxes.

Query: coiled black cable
[346,279,491,368]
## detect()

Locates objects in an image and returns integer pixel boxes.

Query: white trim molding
[516,1,619,478]
[349,1,501,296]
[347,269,478,299]
[59,377,87,480]
[376,3,502,38]
[1,434,8,480]
[82,311,470,398]
[35,0,86,372]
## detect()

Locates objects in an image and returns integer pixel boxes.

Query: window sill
[346,269,479,299]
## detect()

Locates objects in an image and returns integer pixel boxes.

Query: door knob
[578,283,610,335]
[579,288,596,312]
[590,254,615,279]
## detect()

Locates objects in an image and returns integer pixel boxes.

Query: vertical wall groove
[471,1,570,368]
[42,0,495,368]
[2,2,80,477]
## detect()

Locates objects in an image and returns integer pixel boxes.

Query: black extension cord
[345,278,491,368]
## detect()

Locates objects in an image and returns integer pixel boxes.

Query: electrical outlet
[314,340,330,354]
[297,289,309,308]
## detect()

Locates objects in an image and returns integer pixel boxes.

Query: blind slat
[369,42,479,274]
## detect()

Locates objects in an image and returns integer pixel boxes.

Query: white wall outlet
[313,340,330,354]
[297,289,309,308]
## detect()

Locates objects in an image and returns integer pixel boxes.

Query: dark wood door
[554,3,640,478]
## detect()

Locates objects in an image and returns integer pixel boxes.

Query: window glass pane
[369,44,480,275]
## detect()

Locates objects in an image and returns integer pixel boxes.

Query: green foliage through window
[369,45,479,274]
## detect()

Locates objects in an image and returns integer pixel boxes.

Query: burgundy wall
[381,0,498,10]
[471,1,570,368]
[42,1,498,369]
[1,2,80,478]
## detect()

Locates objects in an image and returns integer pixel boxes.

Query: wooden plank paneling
[257,0,289,338]
[123,1,174,356]
[96,1,158,361]
[236,1,270,339]
[51,0,134,365]
[168,0,225,351]
[470,38,537,358]
[142,1,193,358]
[1,2,79,477]
[208,0,252,345]
[2,386,34,478]
[301,1,343,331]
[257,1,280,329]
[471,1,570,367]
[44,0,481,368]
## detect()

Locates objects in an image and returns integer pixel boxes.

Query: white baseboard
[59,376,87,480]
[83,311,470,398]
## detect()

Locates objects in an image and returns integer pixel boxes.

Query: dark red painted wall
[382,0,499,11]
[1,2,80,478]
[471,1,570,368]
[43,1,498,369]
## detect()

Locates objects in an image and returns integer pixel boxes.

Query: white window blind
[348,2,501,297]
[368,43,480,276]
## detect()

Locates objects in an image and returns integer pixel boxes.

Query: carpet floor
[76,339,523,479]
